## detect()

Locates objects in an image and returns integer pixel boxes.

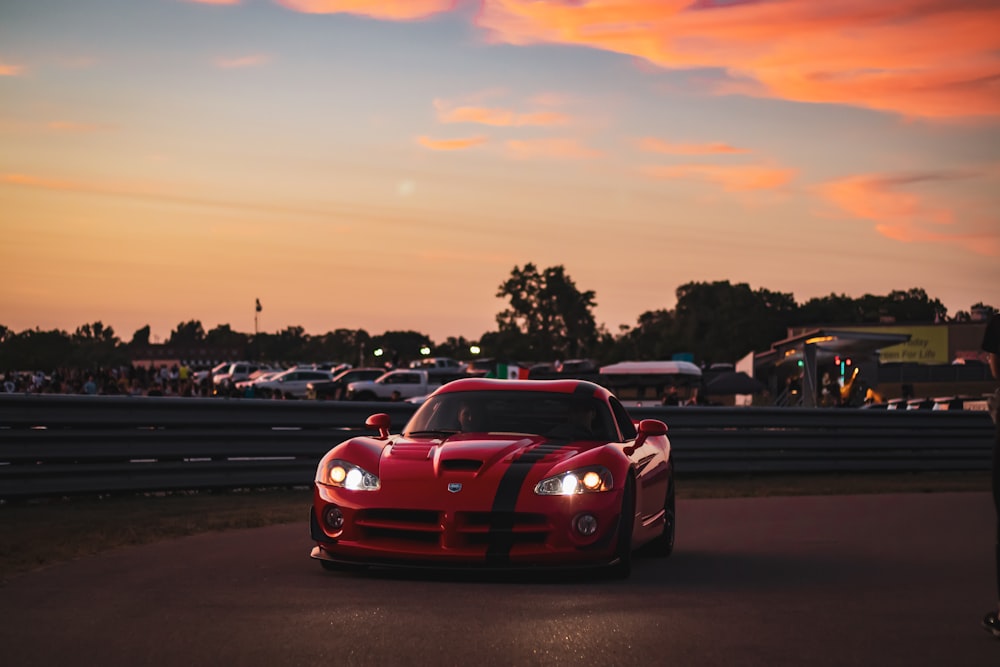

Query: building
[751,321,993,407]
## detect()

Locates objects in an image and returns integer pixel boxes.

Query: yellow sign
[841,326,949,364]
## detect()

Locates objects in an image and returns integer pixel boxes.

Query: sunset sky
[2,0,998,347]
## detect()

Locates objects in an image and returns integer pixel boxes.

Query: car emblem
[448,482,462,493]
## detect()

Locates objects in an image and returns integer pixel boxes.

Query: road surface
[2,493,997,666]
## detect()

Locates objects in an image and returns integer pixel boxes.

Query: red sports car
[309,378,674,577]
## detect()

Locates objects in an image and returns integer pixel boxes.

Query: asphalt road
[2,493,998,667]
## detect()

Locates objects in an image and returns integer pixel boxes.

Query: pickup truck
[345,369,467,401]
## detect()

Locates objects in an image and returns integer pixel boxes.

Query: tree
[167,320,206,345]
[73,322,117,343]
[370,330,433,367]
[205,324,248,349]
[796,288,948,325]
[952,302,997,322]
[252,326,308,361]
[673,281,795,364]
[129,325,151,346]
[0,328,75,370]
[71,322,124,367]
[436,336,475,360]
[615,309,681,361]
[882,288,947,322]
[308,328,371,367]
[494,263,599,361]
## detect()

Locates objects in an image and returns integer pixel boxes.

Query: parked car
[254,368,334,398]
[309,378,674,577]
[194,362,230,384]
[408,357,466,371]
[213,362,273,388]
[234,369,285,391]
[306,368,386,400]
[345,368,466,401]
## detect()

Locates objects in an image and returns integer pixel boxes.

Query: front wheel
[645,466,675,557]
[606,475,635,579]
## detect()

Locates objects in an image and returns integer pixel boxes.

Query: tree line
[1,263,994,372]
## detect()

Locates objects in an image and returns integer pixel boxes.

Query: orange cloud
[416,135,488,151]
[474,0,1000,120]
[433,99,569,127]
[816,171,999,255]
[636,137,750,155]
[275,0,454,20]
[0,62,24,76]
[215,54,270,69]
[2,172,116,195]
[0,173,165,198]
[506,138,601,160]
[642,163,795,191]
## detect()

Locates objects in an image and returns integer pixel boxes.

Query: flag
[492,363,529,380]
[255,298,262,313]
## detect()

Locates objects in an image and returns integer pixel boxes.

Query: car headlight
[534,466,613,495]
[318,459,381,491]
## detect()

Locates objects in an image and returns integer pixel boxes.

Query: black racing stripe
[484,384,597,564]
[486,440,569,564]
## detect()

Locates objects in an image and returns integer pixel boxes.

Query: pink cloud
[416,135,488,150]
[816,171,999,255]
[275,0,455,20]
[433,99,570,127]
[642,163,795,191]
[0,62,24,76]
[474,0,1000,120]
[215,54,271,69]
[636,137,750,155]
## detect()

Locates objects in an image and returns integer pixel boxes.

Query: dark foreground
[1,493,997,667]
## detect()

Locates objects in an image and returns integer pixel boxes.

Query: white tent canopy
[599,361,702,377]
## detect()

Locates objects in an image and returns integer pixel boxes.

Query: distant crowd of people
[2,364,219,398]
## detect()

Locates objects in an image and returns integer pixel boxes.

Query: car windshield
[404,390,618,441]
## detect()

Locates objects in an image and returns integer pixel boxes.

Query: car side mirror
[626,418,668,454]
[366,413,392,439]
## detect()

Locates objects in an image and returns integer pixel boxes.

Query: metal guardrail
[0,394,994,499]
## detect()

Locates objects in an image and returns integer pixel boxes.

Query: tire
[645,466,675,558]
[607,475,636,579]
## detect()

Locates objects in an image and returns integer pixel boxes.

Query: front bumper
[310,482,624,568]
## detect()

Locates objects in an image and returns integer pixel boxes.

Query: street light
[419,346,431,356]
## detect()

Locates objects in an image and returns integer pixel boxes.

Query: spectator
[660,386,680,406]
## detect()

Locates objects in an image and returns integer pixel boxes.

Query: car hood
[382,434,585,478]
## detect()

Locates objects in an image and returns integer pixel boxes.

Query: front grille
[453,511,550,547]
[354,508,443,545]
[351,508,552,549]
